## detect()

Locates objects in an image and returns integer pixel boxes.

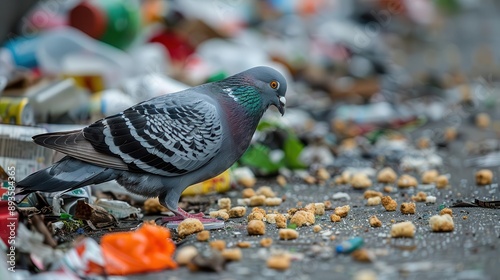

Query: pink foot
[159,207,225,230]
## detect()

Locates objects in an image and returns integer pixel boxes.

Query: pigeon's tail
[16,156,118,196]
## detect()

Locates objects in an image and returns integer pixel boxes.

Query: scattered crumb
[400,202,416,214]
[421,169,439,184]
[334,205,350,218]
[291,210,315,227]
[313,225,322,233]
[476,112,491,129]
[463,216,468,220]
[175,245,198,266]
[330,235,336,241]
[209,210,229,221]
[316,168,331,181]
[236,198,250,206]
[364,190,383,199]
[304,175,317,184]
[228,206,247,218]
[260,238,273,247]
[236,241,251,248]
[383,186,394,193]
[417,137,431,149]
[247,220,266,235]
[429,214,454,232]
[351,173,372,189]
[218,198,231,210]
[444,127,457,142]
[143,197,169,214]
[247,212,265,221]
[314,203,326,215]
[196,230,210,242]
[264,197,283,206]
[353,269,377,280]
[390,221,416,238]
[425,196,437,203]
[476,169,493,185]
[336,170,352,185]
[381,196,397,211]
[377,167,397,183]
[440,208,453,216]
[397,174,418,188]
[209,240,226,251]
[257,186,276,198]
[221,248,242,261]
[234,167,256,188]
[265,213,277,223]
[177,218,204,238]
[411,191,427,202]
[367,196,382,206]
[352,249,373,262]
[369,215,382,227]
[279,228,299,240]
[249,195,266,206]
[252,207,266,215]
[242,188,256,198]
[435,175,449,189]
[276,175,287,187]
[275,214,287,228]
[330,214,341,222]
[324,200,332,209]
[267,254,291,270]
[239,176,256,188]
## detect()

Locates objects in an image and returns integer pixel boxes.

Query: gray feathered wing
[34,95,223,177]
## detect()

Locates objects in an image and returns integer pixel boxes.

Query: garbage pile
[1,0,500,278]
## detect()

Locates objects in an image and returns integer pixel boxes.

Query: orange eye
[270,80,279,89]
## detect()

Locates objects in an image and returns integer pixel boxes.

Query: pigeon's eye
[270,80,280,90]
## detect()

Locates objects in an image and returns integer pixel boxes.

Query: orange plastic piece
[101,223,177,275]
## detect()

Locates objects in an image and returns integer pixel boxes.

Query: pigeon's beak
[277,96,286,116]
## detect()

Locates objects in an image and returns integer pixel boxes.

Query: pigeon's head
[244,66,287,116]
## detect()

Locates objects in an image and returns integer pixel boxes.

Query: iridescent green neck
[223,85,263,116]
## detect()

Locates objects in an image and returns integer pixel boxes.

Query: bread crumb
[249,195,266,206]
[267,254,291,270]
[196,230,210,241]
[218,198,231,210]
[411,191,427,202]
[279,228,299,240]
[390,221,415,238]
[247,220,266,235]
[316,168,331,181]
[247,211,265,221]
[364,190,383,199]
[383,185,394,193]
[400,202,416,214]
[257,186,276,198]
[177,218,204,238]
[330,214,341,222]
[236,198,250,206]
[264,213,277,223]
[264,197,282,206]
[351,173,372,189]
[377,167,397,183]
[236,241,251,248]
[313,225,322,233]
[336,170,352,185]
[209,210,230,221]
[228,206,247,218]
[239,176,256,188]
[435,175,449,189]
[304,203,316,214]
[463,216,468,220]
[324,200,332,209]
[476,112,491,129]
[425,195,436,203]
[352,249,373,262]
[209,240,226,251]
[143,197,169,214]
[175,245,198,266]
[381,196,397,211]
[290,210,315,227]
[221,248,242,261]
[421,169,439,184]
[444,127,457,142]
[276,175,287,187]
[417,137,431,149]
[260,238,273,247]
[367,196,381,206]
[439,208,453,216]
[476,169,493,185]
[275,214,287,228]
[397,174,418,188]
[369,215,382,227]
[330,235,336,241]
[314,203,325,215]
[429,214,454,232]
[334,205,350,217]
[304,175,317,184]
[242,188,256,198]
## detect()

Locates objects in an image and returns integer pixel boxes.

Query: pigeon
[17,66,287,228]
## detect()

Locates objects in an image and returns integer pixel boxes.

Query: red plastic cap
[69,1,107,39]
